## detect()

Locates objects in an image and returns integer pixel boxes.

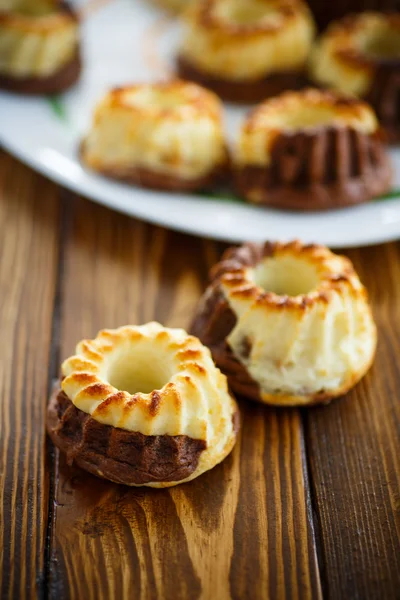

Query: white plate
[1,0,400,247]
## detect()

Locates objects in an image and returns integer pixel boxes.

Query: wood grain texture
[1,149,399,600]
[305,244,400,600]
[48,195,322,600]
[0,152,60,599]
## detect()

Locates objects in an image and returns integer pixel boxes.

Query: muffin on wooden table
[234,88,392,210]
[80,81,228,192]
[310,12,400,143]
[191,241,377,407]
[177,0,316,103]
[47,322,239,487]
[0,0,81,94]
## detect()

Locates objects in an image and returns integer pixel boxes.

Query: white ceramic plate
[1,0,400,247]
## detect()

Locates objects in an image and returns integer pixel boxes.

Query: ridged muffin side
[234,89,392,210]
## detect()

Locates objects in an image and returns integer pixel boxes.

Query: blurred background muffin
[81,81,228,191]
[0,0,80,93]
[310,12,400,143]
[177,0,316,103]
[234,88,392,210]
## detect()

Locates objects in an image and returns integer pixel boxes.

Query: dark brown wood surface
[0,150,399,599]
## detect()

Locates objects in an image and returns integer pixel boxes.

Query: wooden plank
[49,195,322,600]
[305,243,400,599]
[0,152,61,598]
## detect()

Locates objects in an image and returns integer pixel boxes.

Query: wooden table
[0,150,399,600]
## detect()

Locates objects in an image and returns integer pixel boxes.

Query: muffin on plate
[234,88,392,210]
[80,81,229,192]
[177,0,316,103]
[191,241,377,407]
[310,12,400,143]
[47,322,239,487]
[0,0,81,94]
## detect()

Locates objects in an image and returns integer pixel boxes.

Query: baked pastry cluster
[177,0,316,103]
[81,81,228,191]
[310,12,400,143]
[0,0,81,94]
[47,322,239,487]
[191,241,377,406]
[234,88,392,210]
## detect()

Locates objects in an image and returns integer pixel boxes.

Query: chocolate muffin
[234,88,393,210]
[47,322,239,487]
[192,241,377,407]
[177,0,316,103]
[310,12,400,143]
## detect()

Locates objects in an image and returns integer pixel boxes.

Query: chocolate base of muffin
[191,280,336,406]
[365,61,400,145]
[80,141,230,192]
[235,127,393,211]
[0,52,81,95]
[176,55,308,104]
[47,388,207,486]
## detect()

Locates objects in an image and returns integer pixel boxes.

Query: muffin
[234,88,392,211]
[304,0,399,32]
[0,0,81,94]
[191,241,377,407]
[47,322,239,488]
[310,12,400,143]
[177,0,316,103]
[80,81,229,191]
